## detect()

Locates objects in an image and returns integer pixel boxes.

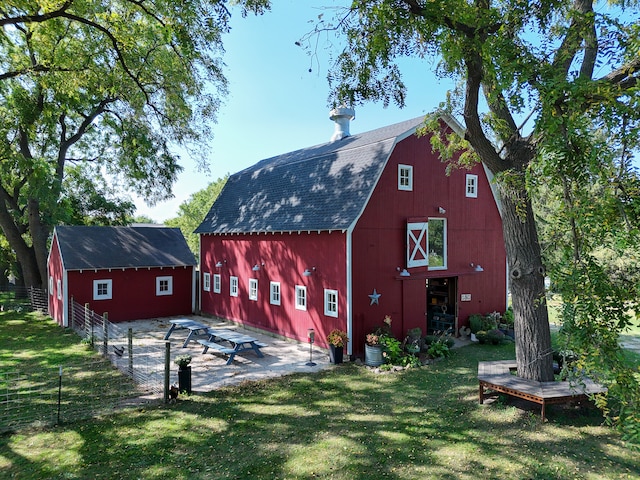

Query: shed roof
[195,116,432,234]
[54,226,196,271]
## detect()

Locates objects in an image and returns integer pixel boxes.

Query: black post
[57,366,62,425]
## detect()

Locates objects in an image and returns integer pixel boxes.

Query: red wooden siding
[200,232,348,348]
[47,234,65,326]
[66,267,194,322]
[350,130,507,348]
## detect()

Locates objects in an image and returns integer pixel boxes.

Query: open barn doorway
[426,277,457,335]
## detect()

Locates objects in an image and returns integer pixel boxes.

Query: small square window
[213,274,221,294]
[93,279,112,300]
[156,276,173,296]
[295,285,307,311]
[324,289,338,317]
[398,164,413,191]
[203,272,211,292]
[249,278,258,301]
[270,282,281,306]
[230,276,238,297]
[466,174,478,198]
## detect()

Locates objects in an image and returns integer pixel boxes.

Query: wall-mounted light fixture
[470,263,484,272]
[438,206,446,214]
[303,267,316,277]
[396,267,411,277]
[215,261,224,268]
[252,262,265,272]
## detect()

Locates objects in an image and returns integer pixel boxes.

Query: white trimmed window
[213,274,221,294]
[398,164,413,191]
[230,276,238,297]
[93,279,112,300]
[270,282,281,306]
[466,174,478,198]
[57,279,62,300]
[324,289,338,317]
[295,285,307,311]
[203,272,211,292]
[249,278,258,301]
[156,276,173,296]
[49,276,54,296]
[428,218,447,270]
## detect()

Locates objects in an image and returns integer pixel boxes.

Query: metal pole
[164,342,171,404]
[57,366,62,425]
[102,312,108,356]
[128,328,133,375]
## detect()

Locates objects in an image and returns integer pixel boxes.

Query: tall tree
[0,0,269,288]
[165,175,228,257]
[310,1,640,382]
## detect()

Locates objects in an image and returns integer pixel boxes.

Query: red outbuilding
[196,111,507,356]
[48,225,196,326]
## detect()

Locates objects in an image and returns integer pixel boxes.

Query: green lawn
[1,313,639,479]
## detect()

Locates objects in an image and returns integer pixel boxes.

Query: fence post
[57,366,63,425]
[128,328,133,375]
[84,303,93,346]
[70,297,74,329]
[102,313,108,356]
[164,342,171,404]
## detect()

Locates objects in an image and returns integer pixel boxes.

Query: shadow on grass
[2,341,637,479]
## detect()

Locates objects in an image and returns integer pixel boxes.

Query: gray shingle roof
[195,116,426,234]
[55,226,196,270]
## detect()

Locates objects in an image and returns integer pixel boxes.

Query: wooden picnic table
[198,328,267,365]
[163,319,211,348]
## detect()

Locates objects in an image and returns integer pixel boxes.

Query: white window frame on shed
[398,164,413,191]
[324,289,338,317]
[156,276,173,296]
[230,276,238,297]
[203,272,211,292]
[57,279,62,300]
[295,285,307,311]
[466,174,478,198]
[49,276,54,296]
[93,279,112,300]
[213,273,221,294]
[249,278,258,301]
[427,217,447,270]
[270,281,281,306]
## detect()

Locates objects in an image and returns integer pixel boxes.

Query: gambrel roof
[54,226,196,271]
[196,116,446,234]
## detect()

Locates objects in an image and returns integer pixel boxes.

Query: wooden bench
[478,360,606,421]
[198,339,236,355]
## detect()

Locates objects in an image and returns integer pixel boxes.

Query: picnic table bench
[198,328,267,365]
[478,360,606,421]
[163,319,211,348]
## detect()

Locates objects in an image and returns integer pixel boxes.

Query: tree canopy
[312,0,640,440]
[0,0,269,288]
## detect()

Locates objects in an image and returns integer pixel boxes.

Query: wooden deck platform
[478,360,606,421]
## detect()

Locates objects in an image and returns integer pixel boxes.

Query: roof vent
[329,107,355,141]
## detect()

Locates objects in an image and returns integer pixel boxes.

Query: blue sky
[134,1,451,221]
[134,1,638,222]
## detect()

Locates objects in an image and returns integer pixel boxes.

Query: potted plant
[327,329,349,364]
[365,315,392,367]
[174,354,192,394]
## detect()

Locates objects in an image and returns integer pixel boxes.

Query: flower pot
[365,344,383,367]
[178,365,192,394]
[329,345,344,364]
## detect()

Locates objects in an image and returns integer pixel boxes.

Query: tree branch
[551,0,595,77]
[0,0,75,27]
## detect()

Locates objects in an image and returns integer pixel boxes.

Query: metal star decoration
[368,288,381,305]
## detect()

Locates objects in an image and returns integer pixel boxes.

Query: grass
[1,314,639,479]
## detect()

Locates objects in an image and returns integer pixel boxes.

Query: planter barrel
[365,344,383,367]
[329,345,344,364]
[178,365,192,394]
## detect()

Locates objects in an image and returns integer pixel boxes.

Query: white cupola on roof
[329,106,355,141]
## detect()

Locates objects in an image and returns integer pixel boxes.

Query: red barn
[48,226,196,326]
[196,111,507,356]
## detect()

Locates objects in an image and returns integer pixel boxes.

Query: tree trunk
[500,190,554,381]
